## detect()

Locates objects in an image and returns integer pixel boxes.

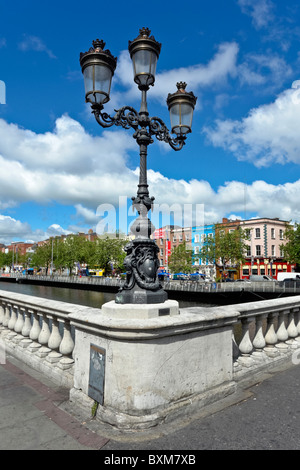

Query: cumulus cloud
[0,214,71,244]
[0,107,299,243]
[114,42,240,108]
[203,81,300,167]
[113,41,289,112]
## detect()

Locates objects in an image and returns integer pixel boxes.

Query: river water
[0,281,211,309]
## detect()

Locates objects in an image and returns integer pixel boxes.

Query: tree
[31,241,53,273]
[280,223,300,268]
[90,237,127,274]
[199,228,249,276]
[168,241,193,274]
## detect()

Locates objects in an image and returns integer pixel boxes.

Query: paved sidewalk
[1,353,300,451]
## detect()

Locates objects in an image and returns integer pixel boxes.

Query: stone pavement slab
[0,355,109,450]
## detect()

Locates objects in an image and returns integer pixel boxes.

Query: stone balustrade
[0,291,91,387]
[228,296,300,377]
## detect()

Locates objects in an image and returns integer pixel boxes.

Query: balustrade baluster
[29,310,41,341]
[286,309,298,348]
[8,305,18,330]
[239,316,254,355]
[237,316,255,367]
[21,308,32,337]
[14,306,25,334]
[38,312,51,345]
[264,312,279,356]
[251,313,268,361]
[2,303,10,328]
[275,309,289,353]
[252,314,267,350]
[59,319,74,356]
[48,316,62,351]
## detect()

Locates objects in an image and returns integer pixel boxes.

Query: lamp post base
[115,286,167,305]
[116,237,166,305]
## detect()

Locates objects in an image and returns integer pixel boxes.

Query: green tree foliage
[280,223,300,266]
[30,235,127,275]
[168,241,194,273]
[199,228,249,269]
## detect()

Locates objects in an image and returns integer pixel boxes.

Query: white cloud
[0,110,299,244]
[114,42,239,107]
[238,0,275,29]
[18,35,56,59]
[0,214,71,244]
[203,81,300,167]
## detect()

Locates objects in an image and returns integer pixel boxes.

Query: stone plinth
[101,299,179,319]
[69,302,239,430]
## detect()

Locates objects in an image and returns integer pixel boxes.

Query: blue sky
[0,0,300,243]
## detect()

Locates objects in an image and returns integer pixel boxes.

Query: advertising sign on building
[165,241,171,265]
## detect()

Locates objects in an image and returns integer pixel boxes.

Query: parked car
[249,275,274,281]
[279,278,300,287]
[188,273,205,281]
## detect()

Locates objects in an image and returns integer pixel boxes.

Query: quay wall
[2,273,300,305]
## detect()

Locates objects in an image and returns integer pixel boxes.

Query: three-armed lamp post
[80,28,197,304]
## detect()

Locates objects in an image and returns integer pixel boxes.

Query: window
[255,228,261,238]
[160,238,163,245]
[194,234,199,243]
[279,229,284,240]
[246,246,251,256]
[194,246,199,254]
[256,245,261,256]
[271,228,275,239]
[271,245,275,256]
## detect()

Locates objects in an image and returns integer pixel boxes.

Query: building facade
[240,218,295,279]
[192,224,215,279]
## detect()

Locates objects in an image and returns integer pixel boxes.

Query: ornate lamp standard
[80,28,197,304]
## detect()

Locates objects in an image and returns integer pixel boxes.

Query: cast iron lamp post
[80,27,197,304]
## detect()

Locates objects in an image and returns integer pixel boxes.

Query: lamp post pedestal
[116,238,168,304]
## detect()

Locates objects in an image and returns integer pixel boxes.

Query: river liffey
[0,281,214,309]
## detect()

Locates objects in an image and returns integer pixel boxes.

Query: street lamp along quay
[80,28,197,305]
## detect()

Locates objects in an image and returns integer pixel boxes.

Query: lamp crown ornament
[177,81,187,90]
